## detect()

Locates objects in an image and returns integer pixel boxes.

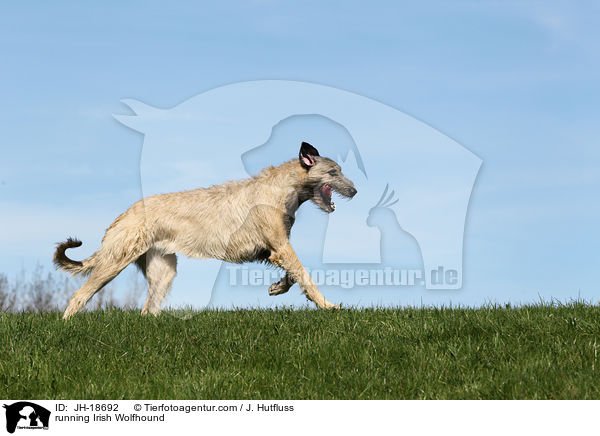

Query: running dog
[55,142,357,319]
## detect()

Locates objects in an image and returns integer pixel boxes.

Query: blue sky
[1,1,599,309]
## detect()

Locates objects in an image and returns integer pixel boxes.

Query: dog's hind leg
[268,273,295,296]
[63,263,128,319]
[269,243,338,309]
[140,249,177,316]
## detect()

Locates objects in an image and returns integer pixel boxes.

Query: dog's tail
[53,237,95,276]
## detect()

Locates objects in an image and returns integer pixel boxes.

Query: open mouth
[320,184,335,211]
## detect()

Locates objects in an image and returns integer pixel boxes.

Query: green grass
[1,304,600,399]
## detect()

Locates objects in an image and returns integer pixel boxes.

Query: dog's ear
[299,142,320,169]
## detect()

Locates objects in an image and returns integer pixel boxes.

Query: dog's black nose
[349,187,357,197]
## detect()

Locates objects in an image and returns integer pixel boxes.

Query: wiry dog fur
[55,142,357,319]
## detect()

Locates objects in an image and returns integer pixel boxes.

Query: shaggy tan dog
[55,142,357,319]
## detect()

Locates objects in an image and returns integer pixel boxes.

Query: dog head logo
[114,80,481,307]
[3,402,50,433]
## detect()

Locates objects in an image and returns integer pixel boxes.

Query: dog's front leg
[268,243,338,309]
[268,273,295,296]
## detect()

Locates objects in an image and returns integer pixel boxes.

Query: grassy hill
[1,304,599,399]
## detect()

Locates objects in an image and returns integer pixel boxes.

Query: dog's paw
[268,282,288,296]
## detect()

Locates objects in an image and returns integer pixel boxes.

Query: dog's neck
[251,160,315,232]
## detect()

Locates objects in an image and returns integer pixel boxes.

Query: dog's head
[298,142,357,213]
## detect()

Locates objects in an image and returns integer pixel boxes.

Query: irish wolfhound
[55,142,357,319]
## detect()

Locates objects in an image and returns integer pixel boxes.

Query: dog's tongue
[321,185,335,210]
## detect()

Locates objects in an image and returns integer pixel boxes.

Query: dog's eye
[328,169,337,176]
